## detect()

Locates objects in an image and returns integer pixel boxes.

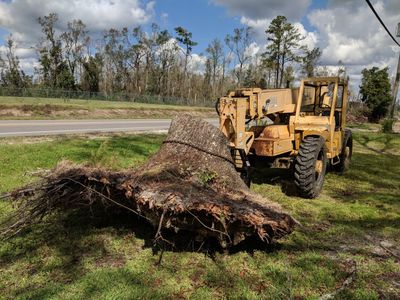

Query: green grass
[0,96,214,120]
[0,135,164,192]
[0,131,399,299]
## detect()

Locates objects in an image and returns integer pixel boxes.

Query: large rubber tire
[332,129,352,174]
[294,136,328,199]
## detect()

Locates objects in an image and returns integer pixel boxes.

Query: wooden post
[390,51,400,118]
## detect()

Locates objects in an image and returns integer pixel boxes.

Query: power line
[365,0,400,47]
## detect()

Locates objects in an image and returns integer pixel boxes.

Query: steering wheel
[319,92,332,108]
[320,103,331,109]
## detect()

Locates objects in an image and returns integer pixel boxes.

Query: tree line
[0,14,325,101]
[0,13,394,121]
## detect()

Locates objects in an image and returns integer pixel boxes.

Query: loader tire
[294,136,327,199]
[332,129,352,174]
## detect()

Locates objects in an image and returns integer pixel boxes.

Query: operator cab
[298,79,346,130]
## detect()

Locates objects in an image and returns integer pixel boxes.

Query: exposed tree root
[1,114,298,249]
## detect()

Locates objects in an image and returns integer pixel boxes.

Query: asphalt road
[0,119,219,137]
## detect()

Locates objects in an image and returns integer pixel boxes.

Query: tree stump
[2,114,297,248]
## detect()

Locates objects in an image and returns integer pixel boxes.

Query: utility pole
[389,22,400,118]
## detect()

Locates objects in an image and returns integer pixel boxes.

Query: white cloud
[294,23,317,50]
[240,17,271,42]
[157,38,179,54]
[308,0,400,93]
[240,17,317,50]
[245,42,261,58]
[15,47,35,60]
[0,44,38,74]
[188,53,207,74]
[221,0,400,96]
[158,38,206,74]
[19,57,39,75]
[0,0,155,75]
[212,0,311,21]
[0,0,155,46]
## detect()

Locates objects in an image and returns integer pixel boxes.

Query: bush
[381,118,394,133]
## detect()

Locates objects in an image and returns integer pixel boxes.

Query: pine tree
[264,16,304,88]
[174,26,197,79]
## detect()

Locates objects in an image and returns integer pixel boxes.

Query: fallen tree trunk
[1,114,298,248]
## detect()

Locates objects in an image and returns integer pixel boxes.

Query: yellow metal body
[217,77,349,170]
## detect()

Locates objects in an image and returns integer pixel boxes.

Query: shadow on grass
[0,206,171,298]
[0,206,284,299]
[0,201,280,278]
[251,167,299,197]
[353,131,399,155]
[327,151,400,204]
[0,207,149,269]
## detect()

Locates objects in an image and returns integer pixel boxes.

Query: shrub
[381,118,395,133]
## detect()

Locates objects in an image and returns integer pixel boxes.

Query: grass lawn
[0,96,214,120]
[0,130,399,299]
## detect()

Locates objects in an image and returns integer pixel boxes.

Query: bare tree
[0,36,30,89]
[37,13,65,88]
[225,26,253,87]
[61,19,90,82]
[206,38,224,97]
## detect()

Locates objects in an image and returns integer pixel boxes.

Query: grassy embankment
[0,128,399,299]
[0,96,215,120]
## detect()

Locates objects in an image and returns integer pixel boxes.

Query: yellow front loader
[216,77,353,198]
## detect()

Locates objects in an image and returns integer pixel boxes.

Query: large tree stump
[1,114,297,248]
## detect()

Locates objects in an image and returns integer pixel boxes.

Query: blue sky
[0,28,8,43]
[152,0,328,53]
[153,0,241,54]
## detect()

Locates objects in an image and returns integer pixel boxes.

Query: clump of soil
[1,114,297,249]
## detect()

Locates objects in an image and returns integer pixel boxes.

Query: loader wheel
[332,129,352,174]
[294,136,327,198]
